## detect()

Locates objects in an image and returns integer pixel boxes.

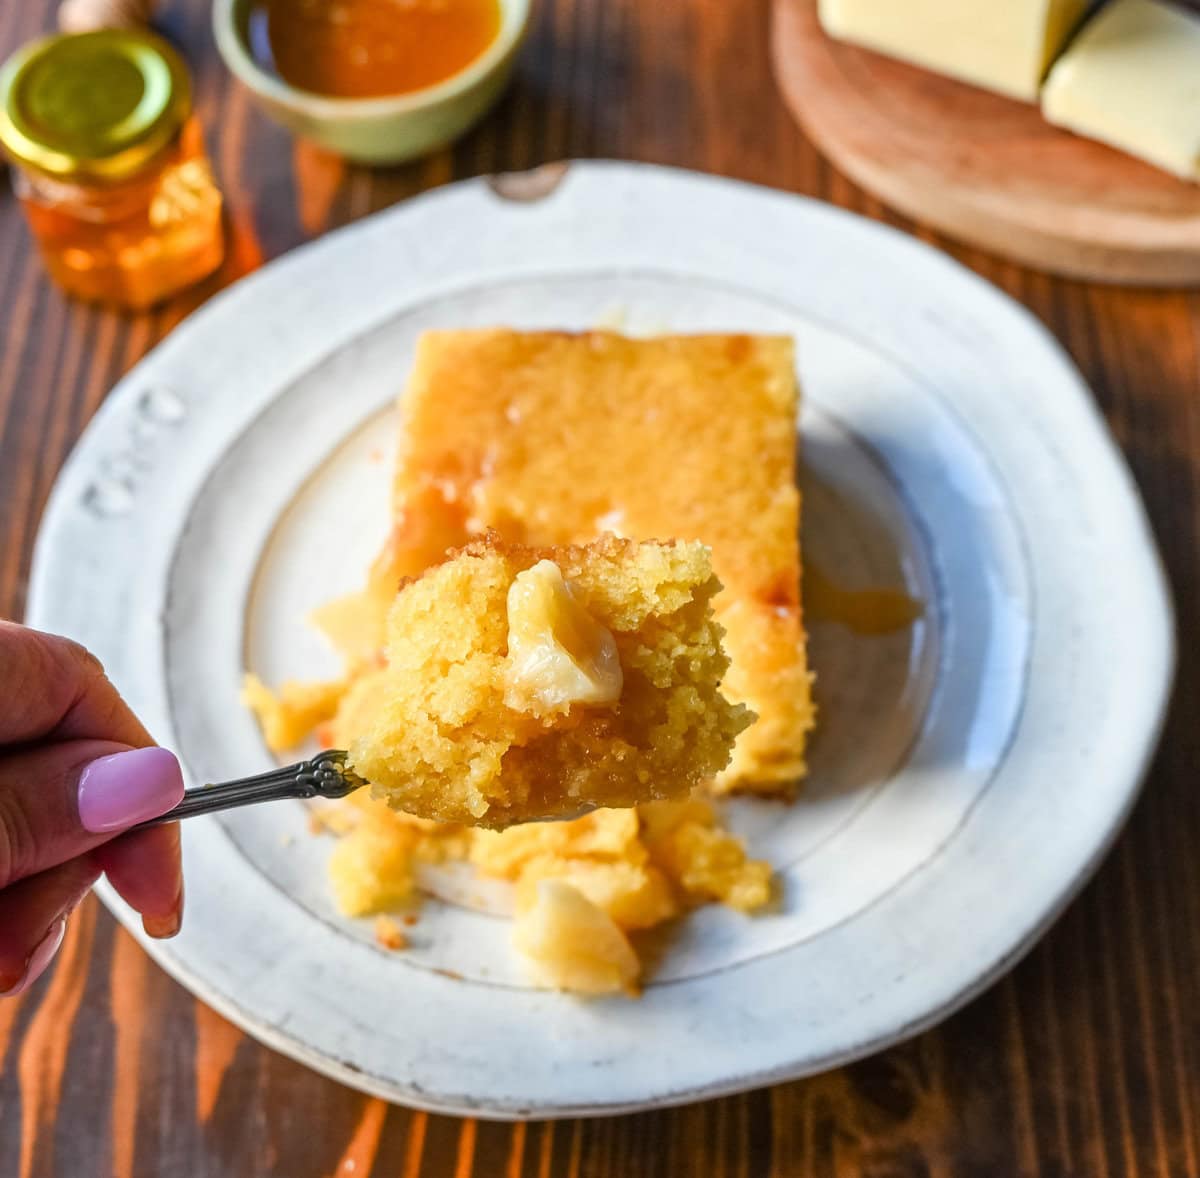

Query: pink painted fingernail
[78,747,185,833]
[0,917,67,998]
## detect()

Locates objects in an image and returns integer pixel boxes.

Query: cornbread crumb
[346,533,752,827]
[374,915,408,950]
[514,856,677,931]
[641,800,773,911]
[469,807,644,874]
[512,880,641,995]
[307,803,358,836]
[328,821,419,916]
[314,794,772,989]
[241,674,344,754]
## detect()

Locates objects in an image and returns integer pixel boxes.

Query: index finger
[0,621,152,748]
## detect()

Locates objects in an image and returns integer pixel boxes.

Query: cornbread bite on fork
[342,533,753,827]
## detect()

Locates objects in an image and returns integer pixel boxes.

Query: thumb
[0,742,183,889]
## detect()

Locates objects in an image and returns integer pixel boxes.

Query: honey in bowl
[247,0,503,99]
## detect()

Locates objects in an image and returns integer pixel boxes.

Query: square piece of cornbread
[386,330,813,793]
[344,534,752,827]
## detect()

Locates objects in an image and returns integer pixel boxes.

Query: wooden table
[2,0,1198,1173]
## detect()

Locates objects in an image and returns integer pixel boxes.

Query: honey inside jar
[17,117,223,310]
[0,29,224,309]
[248,0,503,99]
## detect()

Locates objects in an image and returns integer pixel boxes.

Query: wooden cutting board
[771,0,1200,285]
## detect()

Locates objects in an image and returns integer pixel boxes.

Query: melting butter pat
[818,0,1093,102]
[512,879,640,995]
[504,559,623,714]
[1042,0,1200,182]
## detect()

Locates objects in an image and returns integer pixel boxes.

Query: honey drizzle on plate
[805,564,924,636]
[248,0,502,99]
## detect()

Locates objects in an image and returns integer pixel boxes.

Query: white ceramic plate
[28,162,1173,1118]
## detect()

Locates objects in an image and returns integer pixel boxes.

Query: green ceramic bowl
[212,0,529,164]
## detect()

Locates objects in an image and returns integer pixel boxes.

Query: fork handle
[131,750,365,831]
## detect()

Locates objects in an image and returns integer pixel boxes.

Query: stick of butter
[817,0,1094,102]
[1042,0,1200,182]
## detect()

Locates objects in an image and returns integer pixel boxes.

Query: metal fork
[132,750,367,831]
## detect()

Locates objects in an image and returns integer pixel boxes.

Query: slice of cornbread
[345,533,752,827]
[381,329,813,794]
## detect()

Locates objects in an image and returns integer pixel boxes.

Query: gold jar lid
[0,29,191,182]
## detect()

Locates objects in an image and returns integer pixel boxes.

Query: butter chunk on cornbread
[389,330,813,794]
[512,879,641,996]
[344,533,752,828]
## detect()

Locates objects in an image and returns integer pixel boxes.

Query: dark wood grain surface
[2,0,1198,1174]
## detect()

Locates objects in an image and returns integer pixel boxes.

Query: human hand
[0,621,185,996]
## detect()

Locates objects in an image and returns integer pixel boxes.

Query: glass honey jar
[0,30,224,310]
